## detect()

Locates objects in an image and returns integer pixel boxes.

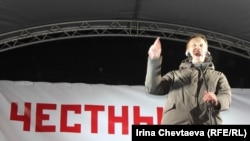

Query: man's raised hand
[148,37,162,59]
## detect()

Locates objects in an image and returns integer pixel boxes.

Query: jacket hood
[179,57,215,70]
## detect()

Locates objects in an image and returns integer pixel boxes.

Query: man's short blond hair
[186,33,208,49]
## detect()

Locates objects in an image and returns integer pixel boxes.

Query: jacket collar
[179,57,215,70]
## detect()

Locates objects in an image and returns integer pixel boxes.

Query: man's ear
[205,51,212,62]
[185,50,191,57]
[206,51,211,56]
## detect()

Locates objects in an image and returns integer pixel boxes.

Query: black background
[0,37,249,88]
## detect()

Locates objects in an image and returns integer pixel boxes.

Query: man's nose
[194,45,201,49]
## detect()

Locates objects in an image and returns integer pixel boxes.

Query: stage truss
[0,20,249,59]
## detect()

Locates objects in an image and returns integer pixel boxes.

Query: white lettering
[158,129,204,136]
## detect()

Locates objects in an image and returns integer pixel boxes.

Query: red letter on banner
[60,104,81,133]
[133,106,153,124]
[157,107,163,124]
[85,105,105,133]
[36,103,56,132]
[108,106,128,134]
[10,102,31,131]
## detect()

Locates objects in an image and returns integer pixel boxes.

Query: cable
[200,63,217,125]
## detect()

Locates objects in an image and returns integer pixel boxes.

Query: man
[145,34,231,124]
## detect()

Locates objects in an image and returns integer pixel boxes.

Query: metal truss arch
[0,20,250,59]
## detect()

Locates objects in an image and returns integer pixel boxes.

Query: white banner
[0,80,250,141]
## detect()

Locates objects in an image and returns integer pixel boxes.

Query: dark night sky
[0,37,250,88]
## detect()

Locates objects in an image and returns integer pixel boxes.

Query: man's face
[186,37,208,64]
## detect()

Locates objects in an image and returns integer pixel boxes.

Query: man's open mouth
[194,52,202,57]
